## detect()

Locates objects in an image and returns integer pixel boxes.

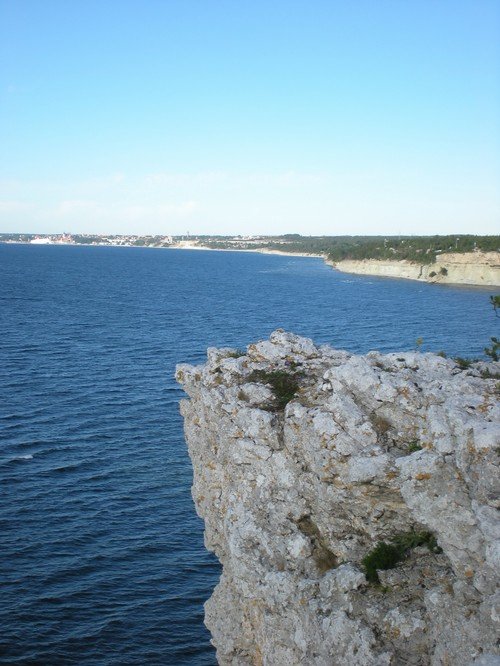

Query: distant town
[0,232,271,249]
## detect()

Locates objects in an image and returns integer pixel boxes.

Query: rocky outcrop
[332,252,500,286]
[176,331,500,665]
[432,252,500,286]
[331,258,428,282]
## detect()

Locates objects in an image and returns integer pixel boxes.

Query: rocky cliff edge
[332,251,500,286]
[176,331,500,666]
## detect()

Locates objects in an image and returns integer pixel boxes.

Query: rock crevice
[177,331,500,665]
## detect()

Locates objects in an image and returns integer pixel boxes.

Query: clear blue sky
[1,0,499,236]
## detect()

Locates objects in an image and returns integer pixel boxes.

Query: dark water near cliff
[1,244,497,665]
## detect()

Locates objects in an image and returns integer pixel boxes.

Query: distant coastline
[2,235,499,287]
[170,243,324,260]
[147,242,500,287]
[191,245,500,287]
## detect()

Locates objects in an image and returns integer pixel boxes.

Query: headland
[177,330,500,665]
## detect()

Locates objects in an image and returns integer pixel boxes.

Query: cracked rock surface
[176,331,500,666]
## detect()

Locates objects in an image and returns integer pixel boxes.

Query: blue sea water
[0,244,497,665]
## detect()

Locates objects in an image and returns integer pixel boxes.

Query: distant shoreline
[1,239,323,260]
[178,245,499,287]
[169,244,324,259]
[2,240,499,287]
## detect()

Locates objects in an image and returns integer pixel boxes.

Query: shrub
[454,357,472,370]
[362,530,441,584]
[362,542,402,583]
[439,266,448,275]
[484,337,499,362]
[480,368,500,380]
[391,530,440,553]
[407,441,422,453]
[247,369,302,410]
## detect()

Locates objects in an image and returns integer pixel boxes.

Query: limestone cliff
[331,251,500,287]
[176,331,500,665]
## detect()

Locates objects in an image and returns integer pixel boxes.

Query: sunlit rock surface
[332,251,500,287]
[176,331,500,666]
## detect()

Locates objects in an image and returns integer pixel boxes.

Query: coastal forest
[200,234,500,264]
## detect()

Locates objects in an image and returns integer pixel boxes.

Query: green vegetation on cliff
[199,234,500,264]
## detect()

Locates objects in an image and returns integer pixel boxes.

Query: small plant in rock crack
[247,369,302,410]
[480,367,500,380]
[454,357,473,370]
[484,337,499,363]
[362,542,402,584]
[406,441,423,453]
[484,297,499,360]
[362,530,441,584]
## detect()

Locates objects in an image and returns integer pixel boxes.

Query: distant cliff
[331,251,500,287]
[177,331,500,665]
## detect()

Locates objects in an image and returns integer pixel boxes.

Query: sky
[1,0,499,236]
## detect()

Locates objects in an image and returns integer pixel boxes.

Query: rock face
[176,331,500,665]
[433,252,500,286]
[332,251,500,286]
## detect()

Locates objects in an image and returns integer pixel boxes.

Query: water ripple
[1,244,496,665]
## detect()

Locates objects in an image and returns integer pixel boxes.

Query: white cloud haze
[0,169,498,236]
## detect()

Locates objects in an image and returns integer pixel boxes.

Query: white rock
[177,331,500,665]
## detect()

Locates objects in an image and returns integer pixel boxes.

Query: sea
[1,244,497,665]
